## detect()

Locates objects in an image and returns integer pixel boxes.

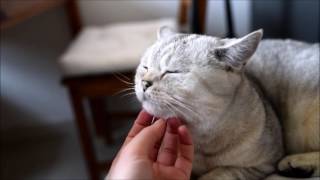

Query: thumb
[127,119,166,155]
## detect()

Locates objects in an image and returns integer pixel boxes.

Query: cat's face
[135,27,262,120]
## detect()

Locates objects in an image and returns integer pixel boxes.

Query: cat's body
[247,40,320,178]
[134,28,319,180]
[247,39,319,154]
[190,64,283,179]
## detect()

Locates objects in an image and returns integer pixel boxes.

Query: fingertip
[167,117,181,125]
[151,119,166,134]
[131,118,166,154]
[167,118,181,134]
[136,110,153,125]
[178,125,193,145]
[154,118,166,127]
[140,109,152,117]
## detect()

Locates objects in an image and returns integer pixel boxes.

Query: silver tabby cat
[134,27,319,180]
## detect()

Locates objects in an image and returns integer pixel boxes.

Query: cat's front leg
[198,166,274,180]
[278,151,320,177]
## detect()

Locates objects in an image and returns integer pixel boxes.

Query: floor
[1,119,133,180]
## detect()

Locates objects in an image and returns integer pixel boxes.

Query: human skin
[106,110,194,180]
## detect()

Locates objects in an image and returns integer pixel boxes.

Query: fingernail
[167,118,181,133]
[151,116,161,124]
[167,118,181,126]
[154,118,165,125]
[178,125,193,145]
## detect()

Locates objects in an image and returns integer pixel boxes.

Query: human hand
[106,110,194,180]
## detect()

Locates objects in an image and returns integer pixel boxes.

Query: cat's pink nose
[142,80,152,91]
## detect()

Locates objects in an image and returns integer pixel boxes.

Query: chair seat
[60,19,176,76]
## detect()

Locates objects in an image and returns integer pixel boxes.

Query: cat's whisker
[155,91,198,120]
[177,102,201,120]
[166,101,183,118]
[163,102,177,118]
[115,72,131,81]
[113,87,135,96]
[113,73,134,85]
[164,98,179,118]
[172,96,202,117]
[165,94,202,119]
[120,92,136,98]
[150,93,179,118]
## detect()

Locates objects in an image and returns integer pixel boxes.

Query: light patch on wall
[0,7,72,130]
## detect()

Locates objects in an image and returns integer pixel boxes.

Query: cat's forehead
[155,34,225,58]
[156,34,223,48]
[140,33,228,71]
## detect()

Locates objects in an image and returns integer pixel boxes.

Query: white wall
[78,0,179,25]
[78,0,251,37]
[1,0,251,132]
[206,0,251,37]
[232,0,251,36]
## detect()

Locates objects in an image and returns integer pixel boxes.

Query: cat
[134,27,319,180]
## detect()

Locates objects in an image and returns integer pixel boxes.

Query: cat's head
[135,27,263,120]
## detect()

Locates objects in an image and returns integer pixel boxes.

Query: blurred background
[1,0,319,179]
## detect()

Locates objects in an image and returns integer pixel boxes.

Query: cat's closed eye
[165,70,180,74]
[161,70,183,79]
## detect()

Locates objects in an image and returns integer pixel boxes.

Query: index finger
[175,125,194,177]
[109,110,153,170]
[123,110,153,146]
[156,118,181,165]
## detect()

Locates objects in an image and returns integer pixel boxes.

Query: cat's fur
[134,27,319,179]
[248,39,320,179]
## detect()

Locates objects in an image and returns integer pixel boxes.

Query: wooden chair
[60,0,206,179]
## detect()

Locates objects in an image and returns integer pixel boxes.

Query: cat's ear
[214,29,263,71]
[157,26,177,40]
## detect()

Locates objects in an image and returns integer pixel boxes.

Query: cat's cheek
[142,102,174,119]
[135,92,143,102]
[142,102,156,116]
[134,84,144,102]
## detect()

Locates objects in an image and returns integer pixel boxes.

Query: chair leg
[88,97,113,144]
[68,90,100,180]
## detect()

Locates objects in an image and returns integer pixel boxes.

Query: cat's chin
[142,101,175,119]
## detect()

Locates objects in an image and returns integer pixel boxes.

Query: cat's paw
[278,153,318,178]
